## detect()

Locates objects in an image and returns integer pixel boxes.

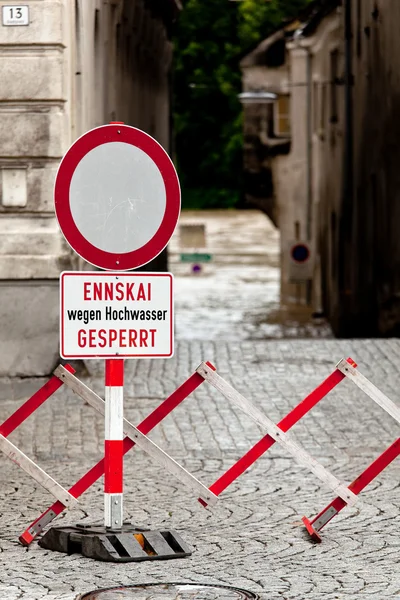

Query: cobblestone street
[0,213,399,599]
[0,339,399,599]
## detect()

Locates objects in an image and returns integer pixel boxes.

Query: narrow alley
[169,210,332,340]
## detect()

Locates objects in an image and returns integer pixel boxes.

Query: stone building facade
[242,0,400,337]
[241,1,341,312]
[0,0,179,375]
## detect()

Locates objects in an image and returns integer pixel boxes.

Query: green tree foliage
[173,0,313,209]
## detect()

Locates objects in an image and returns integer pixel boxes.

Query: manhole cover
[79,583,260,600]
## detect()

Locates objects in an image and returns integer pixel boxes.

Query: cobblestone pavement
[0,339,399,599]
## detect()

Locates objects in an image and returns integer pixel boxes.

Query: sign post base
[38,523,192,562]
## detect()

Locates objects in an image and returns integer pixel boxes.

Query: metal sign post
[104,359,124,529]
[52,123,181,553]
[60,268,174,533]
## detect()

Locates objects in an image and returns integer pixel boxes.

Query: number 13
[9,8,23,19]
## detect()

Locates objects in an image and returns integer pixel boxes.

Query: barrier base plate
[38,523,192,562]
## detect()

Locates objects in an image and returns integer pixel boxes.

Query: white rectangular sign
[2,5,29,25]
[60,272,173,359]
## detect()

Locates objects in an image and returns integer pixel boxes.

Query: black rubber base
[38,523,192,562]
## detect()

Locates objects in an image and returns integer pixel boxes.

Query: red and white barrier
[0,364,79,546]
[303,437,400,541]
[199,358,356,503]
[301,359,400,541]
[2,356,397,547]
[196,358,399,541]
[196,361,357,507]
[18,362,216,546]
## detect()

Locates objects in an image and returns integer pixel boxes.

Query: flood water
[169,210,332,340]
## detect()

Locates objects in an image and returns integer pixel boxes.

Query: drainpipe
[305,47,312,243]
[305,45,313,305]
[291,30,314,306]
[296,36,313,305]
[338,0,354,332]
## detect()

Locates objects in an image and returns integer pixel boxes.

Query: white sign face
[54,124,181,271]
[60,272,173,359]
[2,5,29,25]
[69,142,166,254]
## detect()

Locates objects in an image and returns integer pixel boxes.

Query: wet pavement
[168,210,332,340]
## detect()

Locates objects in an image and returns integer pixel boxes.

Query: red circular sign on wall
[54,124,181,271]
[290,243,310,264]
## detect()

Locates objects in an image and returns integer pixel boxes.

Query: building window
[330,49,339,123]
[274,94,291,136]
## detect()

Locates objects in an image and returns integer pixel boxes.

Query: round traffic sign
[54,124,181,271]
[290,243,310,263]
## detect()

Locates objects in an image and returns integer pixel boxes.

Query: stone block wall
[0,0,178,375]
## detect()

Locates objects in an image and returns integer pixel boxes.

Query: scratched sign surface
[69,142,166,253]
[54,124,181,271]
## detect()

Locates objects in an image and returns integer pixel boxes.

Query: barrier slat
[196,362,358,507]
[55,365,217,506]
[303,437,400,540]
[0,434,78,508]
[0,364,75,438]
[337,359,400,424]
[206,365,347,499]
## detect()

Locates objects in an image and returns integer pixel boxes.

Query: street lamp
[238,91,277,104]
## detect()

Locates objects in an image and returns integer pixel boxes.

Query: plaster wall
[242,64,289,94]
[0,0,176,374]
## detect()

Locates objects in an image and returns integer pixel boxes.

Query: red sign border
[54,124,181,271]
[290,243,311,264]
[60,271,174,359]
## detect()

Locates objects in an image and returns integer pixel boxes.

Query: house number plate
[2,5,29,26]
